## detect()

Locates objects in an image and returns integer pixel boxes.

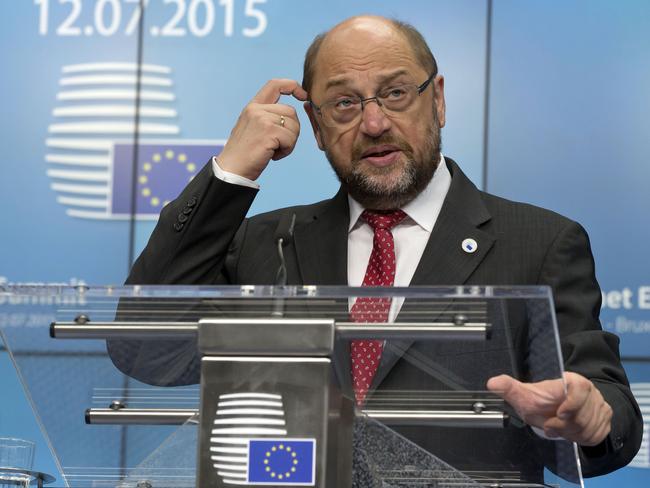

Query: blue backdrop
[1,0,648,485]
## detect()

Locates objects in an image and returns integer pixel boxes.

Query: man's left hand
[487,372,613,446]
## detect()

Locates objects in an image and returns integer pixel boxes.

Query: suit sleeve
[106,160,257,385]
[127,160,257,285]
[538,220,643,476]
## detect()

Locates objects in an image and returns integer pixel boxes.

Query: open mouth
[360,145,402,166]
[367,150,394,157]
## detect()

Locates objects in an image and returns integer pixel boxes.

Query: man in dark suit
[112,15,642,481]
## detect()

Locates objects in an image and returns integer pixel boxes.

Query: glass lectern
[0,285,584,487]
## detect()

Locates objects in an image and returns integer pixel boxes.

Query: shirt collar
[348,153,451,232]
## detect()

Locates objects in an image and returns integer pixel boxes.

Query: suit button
[178,213,188,223]
[182,207,193,215]
[186,197,197,207]
[173,222,184,232]
[614,436,624,449]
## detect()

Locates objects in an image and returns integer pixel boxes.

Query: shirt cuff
[211,156,260,189]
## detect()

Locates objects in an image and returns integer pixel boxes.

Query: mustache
[351,136,414,162]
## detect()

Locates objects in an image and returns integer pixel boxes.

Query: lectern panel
[0,285,584,487]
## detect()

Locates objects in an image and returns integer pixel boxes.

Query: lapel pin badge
[462,238,478,254]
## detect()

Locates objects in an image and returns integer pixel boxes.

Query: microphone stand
[271,213,296,317]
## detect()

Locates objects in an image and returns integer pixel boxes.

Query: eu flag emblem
[111,140,223,217]
[247,438,316,485]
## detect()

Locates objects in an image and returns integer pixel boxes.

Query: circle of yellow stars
[139,149,197,208]
[263,444,298,480]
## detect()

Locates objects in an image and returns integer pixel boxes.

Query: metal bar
[86,408,199,425]
[335,323,488,340]
[362,409,507,428]
[385,481,548,488]
[52,320,489,340]
[50,322,198,339]
[85,407,506,428]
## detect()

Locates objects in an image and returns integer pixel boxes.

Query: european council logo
[45,61,224,219]
[247,439,316,485]
[209,392,317,486]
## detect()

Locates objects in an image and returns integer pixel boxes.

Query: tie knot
[361,209,408,231]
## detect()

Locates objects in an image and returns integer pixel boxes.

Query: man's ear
[304,102,325,151]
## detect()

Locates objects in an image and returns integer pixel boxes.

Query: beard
[324,110,441,210]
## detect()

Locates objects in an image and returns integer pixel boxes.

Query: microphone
[273,212,296,286]
[272,213,296,318]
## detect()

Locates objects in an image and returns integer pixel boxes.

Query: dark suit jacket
[110,157,642,480]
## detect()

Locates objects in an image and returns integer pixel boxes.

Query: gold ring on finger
[279,115,285,127]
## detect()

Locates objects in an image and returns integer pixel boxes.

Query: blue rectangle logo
[247,438,316,485]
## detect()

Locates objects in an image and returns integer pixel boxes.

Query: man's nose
[359,99,392,137]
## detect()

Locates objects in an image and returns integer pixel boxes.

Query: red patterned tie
[350,209,407,405]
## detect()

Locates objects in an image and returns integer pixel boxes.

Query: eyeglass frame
[309,72,437,128]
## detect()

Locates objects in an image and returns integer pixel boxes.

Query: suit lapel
[293,187,349,285]
[370,158,496,392]
[293,188,353,393]
[410,158,494,286]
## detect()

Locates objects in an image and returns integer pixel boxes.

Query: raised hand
[487,372,613,446]
[217,79,309,181]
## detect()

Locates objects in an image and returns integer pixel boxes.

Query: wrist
[216,153,260,181]
[212,157,260,190]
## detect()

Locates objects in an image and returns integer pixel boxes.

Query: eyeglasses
[310,73,435,129]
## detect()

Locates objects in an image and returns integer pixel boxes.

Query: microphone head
[273,212,297,246]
